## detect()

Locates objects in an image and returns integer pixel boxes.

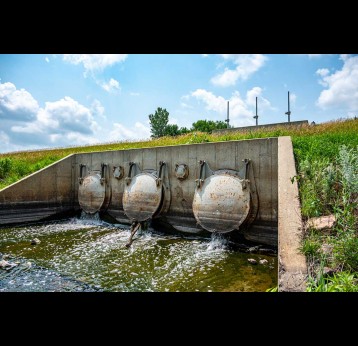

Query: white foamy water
[0,217,277,292]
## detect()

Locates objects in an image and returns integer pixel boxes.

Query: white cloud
[63,54,128,75]
[189,87,272,126]
[100,78,120,93]
[201,54,209,58]
[316,68,330,77]
[308,54,323,59]
[91,99,105,119]
[211,54,267,87]
[13,96,98,136]
[0,81,103,151]
[180,102,193,109]
[317,55,358,111]
[245,86,273,109]
[45,57,50,63]
[130,92,140,96]
[0,82,39,120]
[108,121,151,141]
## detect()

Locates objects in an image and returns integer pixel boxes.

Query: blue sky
[0,54,357,153]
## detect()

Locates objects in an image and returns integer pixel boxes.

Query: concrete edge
[0,153,75,193]
[278,136,307,292]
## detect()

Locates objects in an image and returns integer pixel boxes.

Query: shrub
[0,158,12,179]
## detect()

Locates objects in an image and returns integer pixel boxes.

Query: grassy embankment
[1,118,357,291]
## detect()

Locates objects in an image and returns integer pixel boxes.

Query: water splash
[0,219,277,292]
[78,211,103,225]
[206,232,229,251]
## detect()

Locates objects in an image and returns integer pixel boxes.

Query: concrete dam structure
[0,137,278,244]
[0,136,307,290]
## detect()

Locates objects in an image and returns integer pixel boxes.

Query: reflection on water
[0,216,277,292]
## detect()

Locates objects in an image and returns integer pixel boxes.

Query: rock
[248,246,259,253]
[0,260,17,270]
[31,238,41,245]
[323,267,335,277]
[248,258,257,265]
[307,215,336,231]
[0,260,11,269]
[259,259,268,265]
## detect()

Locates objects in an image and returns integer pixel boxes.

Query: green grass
[307,271,358,292]
[0,118,357,291]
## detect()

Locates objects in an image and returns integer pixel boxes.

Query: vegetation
[191,119,229,133]
[148,108,229,138]
[0,118,357,292]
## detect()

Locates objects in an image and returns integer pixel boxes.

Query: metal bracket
[125,162,141,185]
[78,164,87,184]
[195,160,214,188]
[242,159,250,189]
[156,161,166,187]
[100,163,108,185]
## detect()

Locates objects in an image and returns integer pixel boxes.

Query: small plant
[299,237,321,257]
[266,286,278,292]
[0,157,12,180]
[307,271,358,292]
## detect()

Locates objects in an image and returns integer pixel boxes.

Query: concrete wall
[0,138,279,246]
[278,137,307,291]
[213,120,309,135]
[0,155,76,225]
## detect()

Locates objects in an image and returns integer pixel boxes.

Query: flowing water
[0,214,277,292]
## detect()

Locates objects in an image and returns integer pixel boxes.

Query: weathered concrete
[0,155,76,225]
[213,120,309,135]
[0,138,279,246]
[278,137,307,292]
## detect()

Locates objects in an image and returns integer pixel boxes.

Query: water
[0,215,277,292]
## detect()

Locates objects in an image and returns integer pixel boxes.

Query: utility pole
[285,91,291,122]
[253,96,258,126]
[225,100,230,128]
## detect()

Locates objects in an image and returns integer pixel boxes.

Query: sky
[0,54,357,153]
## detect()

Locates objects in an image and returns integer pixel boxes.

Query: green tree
[191,120,228,133]
[148,107,169,138]
[165,124,180,136]
[178,127,190,135]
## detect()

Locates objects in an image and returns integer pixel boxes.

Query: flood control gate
[0,138,279,246]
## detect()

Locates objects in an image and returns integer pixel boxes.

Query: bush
[0,158,12,179]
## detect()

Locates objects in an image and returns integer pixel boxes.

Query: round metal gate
[192,173,251,233]
[123,173,164,222]
[78,172,106,214]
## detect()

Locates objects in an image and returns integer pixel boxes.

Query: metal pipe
[253,96,258,126]
[285,91,291,122]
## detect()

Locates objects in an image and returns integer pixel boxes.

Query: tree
[191,120,228,133]
[149,107,169,138]
[149,107,189,138]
